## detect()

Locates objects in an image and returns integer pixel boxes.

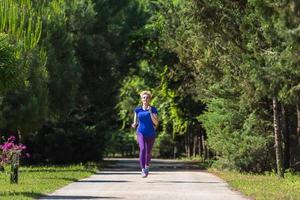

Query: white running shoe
[141,168,147,178]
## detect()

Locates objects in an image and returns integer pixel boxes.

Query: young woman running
[131,90,158,178]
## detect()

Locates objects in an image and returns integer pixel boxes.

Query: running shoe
[145,165,149,176]
[141,168,147,178]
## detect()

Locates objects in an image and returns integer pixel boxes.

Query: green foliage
[0,33,18,93]
[115,0,205,160]
[200,98,273,171]
[1,0,122,162]
[25,114,105,164]
[0,0,44,92]
[0,0,42,53]
[0,48,48,134]
[1,0,156,163]
[0,0,299,171]
[105,130,138,157]
[117,75,146,129]
[0,0,48,135]
[42,0,95,119]
[154,0,300,172]
[152,132,174,158]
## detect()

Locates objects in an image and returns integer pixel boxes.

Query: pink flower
[0,136,29,164]
[7,136,16,143]
[2,142,13,150]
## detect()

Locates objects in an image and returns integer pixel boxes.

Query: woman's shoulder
[151,106,158,113]
[134,106,142,112]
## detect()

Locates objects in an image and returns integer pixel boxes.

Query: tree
[0,33,18,93]
[0,0,47,140]
[153,0,300,175]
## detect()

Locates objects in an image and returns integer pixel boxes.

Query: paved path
[39,158,250,200]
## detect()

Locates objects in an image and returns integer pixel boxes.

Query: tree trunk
[297,101,300,145]
[193,135,197,157]
[185,132,188,158]
[206,143,210,160]
[281,104,290,170]
[173,144,178,159]
[10,164,18,184]
[273,97,284,178]
[202,134,207,160]
[187,131,191,158]
[10,154,19,184]
[199,130,203,159]
[198,135,202,158]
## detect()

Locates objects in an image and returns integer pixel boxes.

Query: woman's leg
[137,133,146,169]
[145,137,155,166]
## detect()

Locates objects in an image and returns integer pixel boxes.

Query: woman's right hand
[131,122,137,129]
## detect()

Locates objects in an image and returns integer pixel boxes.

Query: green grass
[0,164,97,200]
[209,169,300,200]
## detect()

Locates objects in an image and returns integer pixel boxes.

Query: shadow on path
[40,195,122,199]
[101,158,205,172]
[147,180,224,184]
[76,180,131,183]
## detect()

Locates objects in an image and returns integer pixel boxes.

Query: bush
[104,130,138,157]
[199,98,273,172]
[152,132,174,158]
[24,119,106,164]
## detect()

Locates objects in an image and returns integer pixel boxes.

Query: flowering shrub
[0,136,29,165]
[0,136,30,183]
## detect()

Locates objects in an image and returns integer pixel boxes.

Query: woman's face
[141,94,151,104]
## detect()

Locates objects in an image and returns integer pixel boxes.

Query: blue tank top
[135,106,158,138]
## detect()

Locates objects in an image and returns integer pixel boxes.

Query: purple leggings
[137,132,155,169]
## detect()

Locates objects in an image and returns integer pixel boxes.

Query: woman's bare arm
[150,113,158,126]
[149,107,158,126]
[131,112,138,128]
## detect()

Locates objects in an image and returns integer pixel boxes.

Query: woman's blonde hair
[140,90,152,99]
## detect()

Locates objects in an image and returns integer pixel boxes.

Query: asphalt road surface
[39,158,250,200]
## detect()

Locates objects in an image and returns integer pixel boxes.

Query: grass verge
[209,169,300,200]
[0,164,97,200]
